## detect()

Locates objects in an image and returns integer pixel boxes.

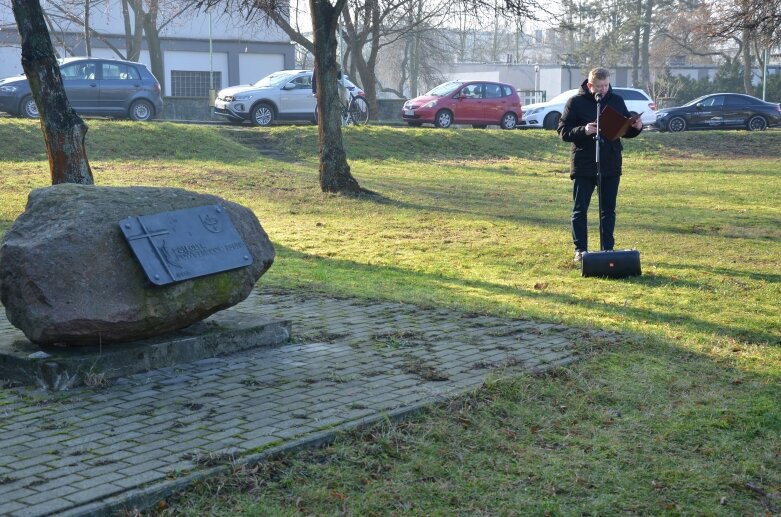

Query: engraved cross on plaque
[121,217,174,284]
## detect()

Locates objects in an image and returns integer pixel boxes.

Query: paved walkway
[0,288,602,516]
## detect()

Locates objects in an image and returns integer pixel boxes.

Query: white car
[213,69,364,126]
[520,87,657,129]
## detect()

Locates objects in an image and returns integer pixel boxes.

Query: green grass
[1,120,779,515]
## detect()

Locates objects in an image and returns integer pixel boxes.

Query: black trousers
[571,174,620,252]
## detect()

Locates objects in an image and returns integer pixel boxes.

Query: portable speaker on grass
[581,249,641,278]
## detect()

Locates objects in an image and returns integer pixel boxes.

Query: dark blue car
[0,57,163,121]
[654,93,781,132]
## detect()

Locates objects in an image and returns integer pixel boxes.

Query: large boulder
[0,184,274,345]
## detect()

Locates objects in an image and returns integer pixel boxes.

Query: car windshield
[253,71,298,88]
[548,89,578,104]
[425,81,462,97]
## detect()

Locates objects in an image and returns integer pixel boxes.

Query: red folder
[600,105,642,141]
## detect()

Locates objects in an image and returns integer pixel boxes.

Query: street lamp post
[208,10,215,107]
[534,64,540,102]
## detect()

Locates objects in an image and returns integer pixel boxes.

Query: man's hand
[585,122,598,135]
[632,118,643,130]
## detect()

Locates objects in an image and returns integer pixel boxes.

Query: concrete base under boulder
[0,303,291,391]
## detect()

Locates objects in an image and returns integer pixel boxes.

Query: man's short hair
[589,67,610,82]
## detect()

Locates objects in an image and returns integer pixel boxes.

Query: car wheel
[20,96,39,119]
[668,116,686,132]
[129,99,154,121]
[746,115,767,131]
[251,103,274,127]
[434,109,452,128]
[543,111,560,130]
[472,124,487,129]
[407,122,422,127]
[500,112,517,130]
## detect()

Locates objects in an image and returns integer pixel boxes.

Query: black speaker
[581,249,641,278]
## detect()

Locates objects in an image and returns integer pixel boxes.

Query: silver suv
[214,69,364,126]
[0,57,163,121]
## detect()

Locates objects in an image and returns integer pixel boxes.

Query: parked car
[0,57,162,121]
[401,80,522,129]
[653,93,781,132]
[520,87,657,129]
[213,69,364,126]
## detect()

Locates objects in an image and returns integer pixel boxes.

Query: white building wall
[0,46,24,77]
[238,53,285,85]
[0,1,293,82]
[24,2,289,43]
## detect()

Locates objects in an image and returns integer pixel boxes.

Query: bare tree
[200,0,362,194]
[41,0,199,91]
[710,0,781,48]
[703,0,781,94]
[11,0,94,185]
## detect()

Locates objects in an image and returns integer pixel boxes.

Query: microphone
[595,92,603,103]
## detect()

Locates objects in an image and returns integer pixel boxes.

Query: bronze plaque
[119,205,252,285]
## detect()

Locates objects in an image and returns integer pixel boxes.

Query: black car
[0,57,163,121]
[654,93,781,132]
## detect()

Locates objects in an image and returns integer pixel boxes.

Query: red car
[401,80,522,129]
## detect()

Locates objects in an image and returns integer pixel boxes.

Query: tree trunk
[84,0,92,56]
[143,12,165,93]
[631,0,640,86]
[311,0,362,194]
[343,0,380,120]
[12,0,93,185]
[410,0,423,97]
[742,28,753,95]
[640,0,652,89]
[122,0,144,61]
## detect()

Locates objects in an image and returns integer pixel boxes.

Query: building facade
[0,2,295,97]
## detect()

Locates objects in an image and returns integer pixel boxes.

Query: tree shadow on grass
[272,245,780,346]
[652,261,781,284]
[351,182,569,230]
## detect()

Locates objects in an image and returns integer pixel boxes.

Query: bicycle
[342,90,369,126]
[315,89,369,126]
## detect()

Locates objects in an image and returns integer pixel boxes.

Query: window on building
[170,71,222,97]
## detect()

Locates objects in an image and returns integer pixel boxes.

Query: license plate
[404,109,414,116]
[215,99,226,109]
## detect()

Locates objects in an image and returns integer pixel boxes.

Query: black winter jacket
[557,80,641,179]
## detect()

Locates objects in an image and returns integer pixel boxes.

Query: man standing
[558,67,643,263]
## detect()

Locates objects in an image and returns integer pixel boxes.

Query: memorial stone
[0,184,275,345]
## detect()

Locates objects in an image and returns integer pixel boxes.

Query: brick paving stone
[63,483,125,505]
[117,460,168,477]
[0,287,589,516]
[12,454,60,470]
[130,439,176,455]
[163,438,210,454]
[0,501,25,515]
[112,469,169,489]
[0,483,34,499]
[21,484,81,505]
[31,472,86,490]
[11,497,74,516]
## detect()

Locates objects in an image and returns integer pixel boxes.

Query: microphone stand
[594,95,604,252]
